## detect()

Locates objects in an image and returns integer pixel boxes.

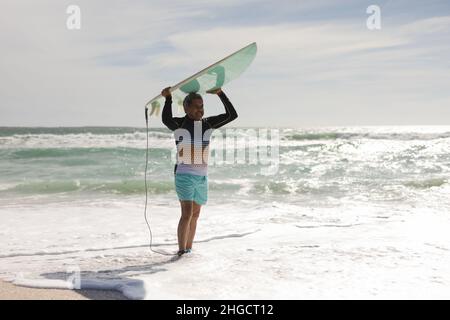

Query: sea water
[1,126,449,299]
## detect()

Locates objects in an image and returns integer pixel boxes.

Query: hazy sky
[1,0,450,127]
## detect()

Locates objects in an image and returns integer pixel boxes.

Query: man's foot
[177,249,192,256]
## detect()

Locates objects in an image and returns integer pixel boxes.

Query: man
[161,86,238,256]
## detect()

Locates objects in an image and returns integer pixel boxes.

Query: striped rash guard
[162,92,238,176]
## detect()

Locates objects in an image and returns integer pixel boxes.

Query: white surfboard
[145,42,257,116]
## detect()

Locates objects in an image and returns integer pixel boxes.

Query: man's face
[185,98,204,121]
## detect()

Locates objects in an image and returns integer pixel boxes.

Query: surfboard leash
[144,106,176,256]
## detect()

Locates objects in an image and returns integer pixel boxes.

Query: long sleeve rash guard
[162,91,238,176]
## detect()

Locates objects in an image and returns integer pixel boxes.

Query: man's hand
[206,88,223,95]
[161,87,172,98]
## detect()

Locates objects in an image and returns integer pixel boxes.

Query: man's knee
[192,210,200,219]
[181,212,192,221]
[192,204,201,219]
[181,201,193,220]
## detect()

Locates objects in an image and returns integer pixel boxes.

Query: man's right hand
[161,87,172,98]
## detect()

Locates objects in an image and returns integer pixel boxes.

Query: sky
[1,0,450,127]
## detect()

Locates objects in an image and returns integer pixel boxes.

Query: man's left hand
[206,88,222,95]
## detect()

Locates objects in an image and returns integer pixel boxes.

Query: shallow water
[1,126,449,299]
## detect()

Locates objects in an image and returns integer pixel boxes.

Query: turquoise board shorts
[175,173,208,205]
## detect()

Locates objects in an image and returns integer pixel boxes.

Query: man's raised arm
[205,88,238,129]
[161,87,180,131]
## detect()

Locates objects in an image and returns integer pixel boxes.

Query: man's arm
[161,87,180,131]
[205,89,238,129]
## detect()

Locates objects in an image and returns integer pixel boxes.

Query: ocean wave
[4,147,168,160]
[0,127,168,137]
[283,132,342,141]
[1,176,448,203]
[0,179,262,196]
[0,131,174,149]
[282,131,450,141]
[0,179,174,195]
[402,178,448,189]
[1,127,449,204]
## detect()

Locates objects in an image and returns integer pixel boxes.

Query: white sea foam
[0,132,173,149]
[1,126,450,299]
[1,198,450,299]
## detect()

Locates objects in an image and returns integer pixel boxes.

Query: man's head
[183,92,204,121]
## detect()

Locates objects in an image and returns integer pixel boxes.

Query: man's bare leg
[177,200,193,252]
[186,202,201,250]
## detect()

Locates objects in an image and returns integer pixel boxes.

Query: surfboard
[145,42,257,116]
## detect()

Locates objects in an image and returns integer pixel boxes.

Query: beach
[1,126,450,299]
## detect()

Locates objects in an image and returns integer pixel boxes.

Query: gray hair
[183,92,203,109]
